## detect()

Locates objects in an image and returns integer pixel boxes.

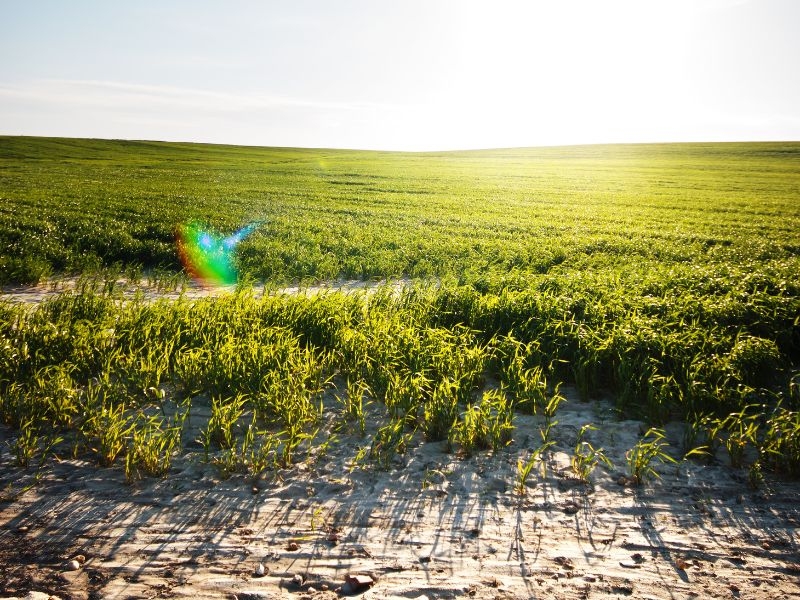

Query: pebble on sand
[341,574,374,595]
[65,559,81,571]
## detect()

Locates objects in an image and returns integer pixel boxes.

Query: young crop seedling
[81,401,133,467]
[760,405,800,478]
[499,336,548,414]
[526,383,565,463]
[277,422,316,468]
[543,386,565,424]
[125,406,187,482]
[706,406,761,469]
[515,440,554,496]
[8,418,43,469]
[571,424,612,483]
[338,377,369,435]
[421,379,459,442]
[202,393,247,453]
[626,428,677,485]
[449,389,514,456]
[368,418,413,470]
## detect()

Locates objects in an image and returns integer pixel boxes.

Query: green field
[2,136,798,285]
[1,136,799,482]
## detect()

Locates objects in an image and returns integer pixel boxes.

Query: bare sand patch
[2,388,799,599]
[0,276,410,306]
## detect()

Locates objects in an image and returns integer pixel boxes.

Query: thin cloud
[0,79,402,114]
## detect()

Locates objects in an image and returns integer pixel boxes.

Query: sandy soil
[2,387,800,600]
[0,277,407,305]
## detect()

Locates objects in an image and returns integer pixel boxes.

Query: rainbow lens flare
[177,221,260,285]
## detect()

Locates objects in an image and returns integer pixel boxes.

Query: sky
[1,0,798,151]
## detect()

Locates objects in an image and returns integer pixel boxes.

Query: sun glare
[0,1,797,149]
[408,2,700,149]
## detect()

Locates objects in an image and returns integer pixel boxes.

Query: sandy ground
[2,388,800,600]
[0,277,407,305]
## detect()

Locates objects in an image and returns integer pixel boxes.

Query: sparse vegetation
[515,441,553,496]
[571,424,612,482]
[626,428,678,485]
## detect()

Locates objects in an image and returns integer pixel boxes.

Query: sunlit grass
[0,137,798,482]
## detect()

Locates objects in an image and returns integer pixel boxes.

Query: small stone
[563,501,580,515]
[584,574,597,582]
[342,574,374,595]
[252,486,259,495]
[553,556,574,570]
[675,558,689,570]
[321,584,330,591]
[287,542,299,551]
[292,573,304,587]
[254,562,266,577]
[65,559,81,571]
[74,554,86,565]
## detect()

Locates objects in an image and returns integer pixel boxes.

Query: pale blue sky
[1,0,798,150]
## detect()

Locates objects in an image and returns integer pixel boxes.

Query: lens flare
[176,221,261,285]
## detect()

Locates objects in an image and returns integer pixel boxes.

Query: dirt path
[0,277,409,306]
[2,392,799,600]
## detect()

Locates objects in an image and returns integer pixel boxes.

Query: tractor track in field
[0,276,413,306]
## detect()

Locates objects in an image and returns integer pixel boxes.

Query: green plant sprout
[571,424,612,482]
[626,428,677,485]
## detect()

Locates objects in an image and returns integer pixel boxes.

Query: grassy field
[2,136,798,284]
[0,136,799,483]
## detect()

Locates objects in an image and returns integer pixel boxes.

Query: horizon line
[2,133,799,154]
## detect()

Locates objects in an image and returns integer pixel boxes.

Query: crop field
[0,135,799,483]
